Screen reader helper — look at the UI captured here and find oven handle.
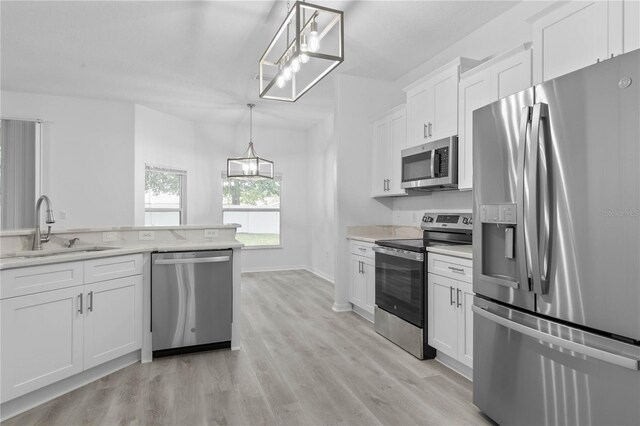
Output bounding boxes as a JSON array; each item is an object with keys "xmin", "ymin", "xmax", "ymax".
[{"xmin": 373, "ymin": 246, "xmax": 424, "ymax": 262}]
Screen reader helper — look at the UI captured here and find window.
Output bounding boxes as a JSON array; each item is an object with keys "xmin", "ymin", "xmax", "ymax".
[
  {"xmin": 145, "ymin": 165, "xmax": 186, "ymax": 226},
  {"xmin": 222, "ymin": 174, "xmax": 281, "ymax": 247}
]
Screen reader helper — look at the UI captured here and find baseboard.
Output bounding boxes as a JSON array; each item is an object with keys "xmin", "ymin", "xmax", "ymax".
[
  {"xmin": 241, "ymin": 265, "xmax": 307, "ymax": 273},
  {"xmin": 351, "ymin": 304, "xmax": 374, "ymax": 323},
  {"xmin": 435, "ymin": 352, "xmax": 473, "ymax": 382},
  {"xmin": 305, "ymin": 267, "xmax": 335, "ymax": 284},
  {"xmin": 1, "ymin": 351, "xmax": 141, "ymax": 422},
  {"xmin": 332, "ymin": 302, "xmax": 352, "ymax": 312}
]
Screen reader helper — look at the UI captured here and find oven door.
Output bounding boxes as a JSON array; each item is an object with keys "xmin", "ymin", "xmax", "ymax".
[{"xmin": 373, "ymin": 246, "xmax": 424, "ymax": 327}]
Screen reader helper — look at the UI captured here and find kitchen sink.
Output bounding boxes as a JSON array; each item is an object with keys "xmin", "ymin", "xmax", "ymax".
[{"xmin": 0, "ymin": 246, "xmax": 120, "ymax": 260}]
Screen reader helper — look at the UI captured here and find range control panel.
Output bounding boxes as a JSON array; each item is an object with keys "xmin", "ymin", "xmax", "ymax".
[{"xmin": 421, "ymin": 213, "xmax": 473, "ymax": 230}]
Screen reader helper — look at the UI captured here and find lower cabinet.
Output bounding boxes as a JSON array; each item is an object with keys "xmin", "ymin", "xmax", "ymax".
[
  {"xmin": 348, "ymin": 241, "xmax": 375, "ymax": 315},
  {"xmin": 84, "ymin": 276, "xmax": 143, "ymax": 369},
  {"xmin": 0, "ymin": 255, "xmax": 143, "ymax": 403},
  {"xmin": 427, "ymin": 253, "xmax": 474, "ymax": 368}
]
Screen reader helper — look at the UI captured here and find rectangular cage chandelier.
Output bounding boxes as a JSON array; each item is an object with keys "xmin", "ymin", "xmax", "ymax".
[{"xmin": 259, "ymin": 1, "xmax": 343, "ymax": 102}]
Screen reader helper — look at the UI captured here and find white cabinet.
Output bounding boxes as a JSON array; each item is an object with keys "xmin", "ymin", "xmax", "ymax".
[
  {"xmin": 404, "ymin": 58, "xmax": 480, "ymax": 149},
  {"xmin": 458, "ymin": 44, "xmax": 532, "ymax": 190},
  {"xmin": 83, "ymin": 275, "xmax": 143, "ymax": 369},
  {"xmin": 532, "ymin": 1, "xmax": 639, "ymax": 84},
  {"xmin": 348, "ymin": 241, "xmax": 375, "ymax": 316},
  {"xmin": 1, "ymin": 286, "xmax": 84, "ymax": 402},
  {"xmin": 1, "ymin": 254, "xmax": 144, "ymax": 403},
  {"xmin": 371, "ymin": 105, "xmax": 407, "ymax": 197},
  {"xmin": 427, "ymin": 253, "xmax": 474, "ymax": 369}
]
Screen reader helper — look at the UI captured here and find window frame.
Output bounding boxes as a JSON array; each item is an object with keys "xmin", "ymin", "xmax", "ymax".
[
  {"xmin": 144, "ymin": 164, "xmax": 187, "ymax": 226},
  {"xmin": 221, "ymin": 172, "xmax": 283, "ymax": 250}
]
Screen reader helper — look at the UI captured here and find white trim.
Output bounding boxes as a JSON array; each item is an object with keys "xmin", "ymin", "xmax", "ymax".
[
  {"xmin": 435, "ymin": 352, "xmax": 473, "ymax": 382},
  {"xmin": 305, "ymin": 267, "xmax": 335, "ymax": 284},
  {"xmin": 0, "ymin": 351, "xmax": 140, "ymax": 422},
  {"xmin": 351, "ymin": 304, "xmax": 374, "ymax": 323},
  {"xmin": 332, "ymin": 302, "xmax": 352, "ymax": 312}
]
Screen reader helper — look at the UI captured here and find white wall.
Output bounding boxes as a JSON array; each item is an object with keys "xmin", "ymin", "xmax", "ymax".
[
  {"xmin": 198, "ymin": 123, "xmax": 310, "ymax": 272},
  {"xmin": 333, "ymin": 74, "xmax": 402, "ymax": 309},
  {"xmin": 1, "ymin": 90, "xmax": 135, "ymax": 228},
  {"xmin": 134, "ymin": 105, "xmax": 233, "ymax": 226},
  {"xmin": 306, "ymin": 114, "xmax": 336, "ymax": 282}
]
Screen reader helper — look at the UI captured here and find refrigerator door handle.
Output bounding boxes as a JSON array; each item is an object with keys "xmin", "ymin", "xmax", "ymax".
[
  {"xmin": 529, "ymin": 103, "xmax": 550, "ymax": 295},
  {"xmin": 516, "ymin": 106, "xmax": 533, "ymax": 291},
  {"xmin": 472, "ymin": 305, "xmax": 640, "ymax": 371}
]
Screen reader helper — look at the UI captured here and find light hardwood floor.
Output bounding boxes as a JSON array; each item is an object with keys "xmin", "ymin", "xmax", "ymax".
[{"xmin": 4, "ymin": 270, "xmax": 492, "ymax": 426}]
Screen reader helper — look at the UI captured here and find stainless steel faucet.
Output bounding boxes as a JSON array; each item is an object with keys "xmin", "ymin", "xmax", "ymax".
[{"xmin": 32, "ymin": 195, "xmax": 55, "ymax": 250}]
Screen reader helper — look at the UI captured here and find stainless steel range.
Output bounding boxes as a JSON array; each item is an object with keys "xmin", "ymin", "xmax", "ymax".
[{"xmin": 373, "ymin": 212, "xmax": 472, "ymax": 359}]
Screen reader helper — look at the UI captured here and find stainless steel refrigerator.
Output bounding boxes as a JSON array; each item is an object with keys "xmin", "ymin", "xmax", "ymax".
[{"xmin": 472, "ymin": 49, "xmax": 640, "ymax": 425}]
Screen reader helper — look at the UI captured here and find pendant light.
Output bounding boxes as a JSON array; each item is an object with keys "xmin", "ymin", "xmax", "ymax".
[
  {"xmin": 259, "ymin": 1, "xmax": 343, "ymax": 102},
  {"xmin": 226, "ymin": 104, "xmax": 274, "ymax": 179}
]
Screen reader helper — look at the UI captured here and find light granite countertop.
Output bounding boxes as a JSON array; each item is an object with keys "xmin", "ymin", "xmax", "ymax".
[
  {"xmin": 346, "ymin": 225, "xmax": 422, "ymax": 244},
  {"xmin": 427, "ymin": 245, "xmax": 473, "ymax": 259},
  {"xmin": 0, "ymin": 240, "xmax": 244, "ymax": 270}
]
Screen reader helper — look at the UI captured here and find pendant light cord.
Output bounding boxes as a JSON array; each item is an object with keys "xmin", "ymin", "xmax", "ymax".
[{"xmin": 248, "ymin": 103, "xmax": 254, "ymax": 144}]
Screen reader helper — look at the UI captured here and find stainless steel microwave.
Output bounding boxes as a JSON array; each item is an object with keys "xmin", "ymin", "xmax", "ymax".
[{"xmin": 400, "ymin": 136, "xmax": 458, "ymax": 190}]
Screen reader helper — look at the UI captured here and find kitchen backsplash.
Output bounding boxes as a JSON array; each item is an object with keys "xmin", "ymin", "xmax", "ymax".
[{"xmin": 391, "ymin": 191, "xmax": 472, "ymax": 226}]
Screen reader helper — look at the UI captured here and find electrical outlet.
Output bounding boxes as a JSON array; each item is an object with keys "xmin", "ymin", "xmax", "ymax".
[
  {"xmin": 139, "ymin": 230, "xmax": 155, "ymax": 241},
  {"xmin": 204, "ymin": 229, "xmax": 219, "ymax": 239},
  {"xmin": 102, "ymin": 231, "xmax": 118, "ymax": 242}
]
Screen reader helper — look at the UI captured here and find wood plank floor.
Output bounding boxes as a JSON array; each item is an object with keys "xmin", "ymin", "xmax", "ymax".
[{"xmin": 4, "ymin": 270, "xmax": 492, "ymax": 426}]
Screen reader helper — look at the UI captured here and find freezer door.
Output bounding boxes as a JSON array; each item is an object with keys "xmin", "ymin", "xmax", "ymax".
[
  {"xmin": 533, "ymin": 49, "xmax": 640, "ymax": 340},
  {"xmin": 472, "ymin": 88, "xmax": 535, "ymax": 311},
  {"xmin": 473, "ymin": 297, "xmax": 640, "ymax": 426}
]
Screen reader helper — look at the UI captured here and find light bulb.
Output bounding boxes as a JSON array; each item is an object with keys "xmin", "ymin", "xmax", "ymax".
[
  {"xmin": 283, "ymin": 65, "xmax": 292, "ymax": 81},
  {"xmin": 299, "ymin": 34, "xmax": 310, "ymax": 64},
  {"xmin": 276, "ymin": 75, "xmax": 286, "ymax": 88},
  {"xmin": 291, "ymin": 56, "xmax": 300, "ymax": 73},
  {"xmin": 309, "ymin": 19, "xmax": 319, "ymax": 52}
]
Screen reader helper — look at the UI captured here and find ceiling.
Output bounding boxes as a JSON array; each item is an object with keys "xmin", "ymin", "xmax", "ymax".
[{"xmin": 1, "ymin": 1, "xmax": 519, "ymax": 130}]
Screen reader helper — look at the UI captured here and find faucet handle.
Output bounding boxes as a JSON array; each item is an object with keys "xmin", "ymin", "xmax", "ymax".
[{"xmin": 68, "ymin": 237, "xmax": 80, "ymax": 248}]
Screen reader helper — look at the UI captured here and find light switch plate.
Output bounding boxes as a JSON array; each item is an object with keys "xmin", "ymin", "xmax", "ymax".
[
  {"xmin": 139, "ymin": 230, "xmax": 155, "ymax": 241},
  {"xmin": 102, "ymin": 231, "xmax": 118, "ymax": 242},
  {"xmin": 204, "ymin": 229, "xmax": 219, "ymax": 239}
]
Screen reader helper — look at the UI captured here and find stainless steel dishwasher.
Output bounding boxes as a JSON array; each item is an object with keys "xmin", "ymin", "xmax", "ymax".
[{"xmin": 152, "ymin": 250, "xmax": 232, "ymax": 356}]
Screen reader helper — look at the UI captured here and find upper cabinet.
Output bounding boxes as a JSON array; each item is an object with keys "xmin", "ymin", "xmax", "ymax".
[
  {"xmin": 371, "ymin": 105, "xmax": 408, "ymax": 197},
  {"xmin": 404, "ymin": 58, "xmax": 481, "ymax": 149},
  {"xmin": 458, "ymin": 44, "xmax": 533, "ymax": 190},
  {"xmin": 532, "ymin": 0, "xmax": 640, "ymax": 84}
]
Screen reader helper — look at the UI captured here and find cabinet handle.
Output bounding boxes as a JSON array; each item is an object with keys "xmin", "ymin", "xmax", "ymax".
[
  {"xmin": 448, "ymin": 266, "xmax": 465, "ymax": 274},
  {"xmin": 386, "ymin": 179, "xmax": 390, "ymax": 191},
  {"xmin": 358, "ymin": 247, "xmax": 367, "ymax": 252},
  {"xmin": 88, "ymin": 291, "xmax": 94, "ymax": 312},
  {"xmin": 384, "ymin": 179, "xmax": 387, "ymax": 191},
  {"xmin": 424, "ymin": 124, "xmax": 429, "ymax": 139},
  {"xmin": 429, "ymin": 122, "xmax": 433, "ymax": 138},
  {"xmin": 457, "ymin": 289, "xmax": 462, "ymax": 308},
  {"xmin": 78, "ymin": 293, "xmax": 83, "ymax": 314},
  {"xmin": 359, "ymin": 260, "xmax": 362, "ymax": 274},
  {"xmin": 450, "ymin": 286, "xmax": 455, "ymax": 306}
]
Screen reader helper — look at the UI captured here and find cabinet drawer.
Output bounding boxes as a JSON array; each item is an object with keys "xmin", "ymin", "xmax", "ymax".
[
  {"xmin": 0, "ymin": 261, "xmax": 84, "ymax": 299},
  {"xmin": 350, "ymin": 241, "xmax": 375, "ymax": 259},
  {"xmin": 84, "ymin": 254, "xmax": 143, "ymax": 284},
  {"xmin": 428, "ymin": 253, "xmax": 473, "ymax": 283}
]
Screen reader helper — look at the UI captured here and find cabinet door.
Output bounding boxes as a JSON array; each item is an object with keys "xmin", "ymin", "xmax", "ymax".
[
  {"xmin": 491, "ymin": 48, "xmax": 532, "ymax": 100},
  {"xmin": 1, "ymin": 286, "xmax": 84, "ymax": 402},
  {"xmin": 430, "ymin": 67, "xmax": 459, "ymax": 140},
  {"xmin": 83, "ymin": 275, "xmax": 142, "ymax": 370},
  {"xmin": 533, "ymin": 1, "xmax": 609, "ymax": 83},
  {"xmin": 458, "ymin": 69, "xmax": 491, "ymax": 190},
  {"xmin": 623, "ymin": 0, "xmax": 640, "ymax": 53},
  {"xmin": 456, "ymin": 281, "xmax": 475, "ymax": 368},
  {"xmin": 371, "ymin": 118, "xmax": 391, "ymax": 197},
  {"xmin": 349, "ymin": 257, "xmax": 366, "ymax": 307},
  {"xmin": 388, "ymin": 107, "xmax": 408, "ymax": 195},
  {"xmin": 406, "ymin": 82, "xmax": 432, "ymax": 148},
  {"xmin": 427, "ymin": 273, "xmax": 458, "ymax": 359},
  {"xmin": 363, "ymin": 259, "xmax": 376, "ymax": 315}
]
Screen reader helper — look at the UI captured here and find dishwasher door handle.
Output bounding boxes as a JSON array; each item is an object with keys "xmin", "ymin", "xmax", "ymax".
[{"xmin": 154, "ymin": 256, "xmax": 230, "ymax": 265}]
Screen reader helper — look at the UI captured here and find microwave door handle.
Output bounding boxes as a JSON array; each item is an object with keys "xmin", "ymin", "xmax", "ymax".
[
  {"xmin": 516, "ymin": 106, "xmax": 532, "ymax": 291},
  {"xmin": 430, "ymin": 149, "xmax": 436, "ymax": 178},
  {"xmin": 530, "ymin": 103, "xmax": 550, "ymax": 295}
]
